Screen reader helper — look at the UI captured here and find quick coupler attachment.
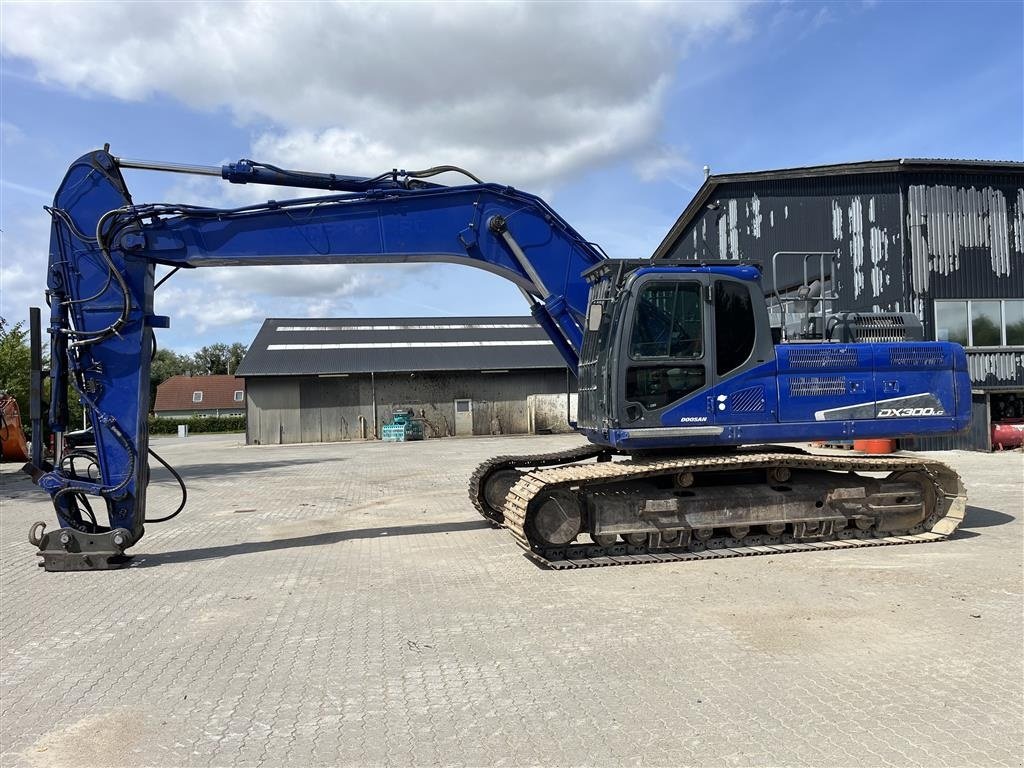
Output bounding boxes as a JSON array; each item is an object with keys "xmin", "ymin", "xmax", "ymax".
[{"xmin": 28, "ymin": 522, "xmax": 133, "ymax": 572}]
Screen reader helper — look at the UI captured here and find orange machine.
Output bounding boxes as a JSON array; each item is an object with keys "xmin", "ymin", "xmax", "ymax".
[{"xmin": 0, "ymin": 393, "xmax": 29, "ymax": 463}]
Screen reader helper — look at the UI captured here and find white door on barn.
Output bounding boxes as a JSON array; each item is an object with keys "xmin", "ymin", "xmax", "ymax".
[{"xmin": 454, "ymin": 399, "xmax": 473, "ymax": 436}]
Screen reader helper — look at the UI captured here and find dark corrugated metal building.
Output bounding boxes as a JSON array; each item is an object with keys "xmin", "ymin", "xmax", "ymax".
[
  {"xmin": 654, "ymin": 159, "xmax": 1024, "ymax": 450},
  {"xmin": 236, "ymin": 316, "xmax": 573, "ymax": 444}
]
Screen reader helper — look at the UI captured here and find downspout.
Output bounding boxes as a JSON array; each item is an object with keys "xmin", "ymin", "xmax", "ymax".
[{"xmin": 370, "ymin": 371, "xmax": 378, "ymax": 439}]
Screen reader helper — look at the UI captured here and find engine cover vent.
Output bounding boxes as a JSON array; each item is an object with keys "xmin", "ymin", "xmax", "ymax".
[
  {"xmin": 790, "ymin": 376, "xmax": 847, "ymax": 397},
  {"xmin": 788, "ymin": 348, "xmax": 859, "ymax": 368},
  {"xmin": 890, "ymin": 346, "xmax": 948, "ymax": 368},
  {"xmin": 830, "ymin": 312, "xmax": 924, "ymax": 343}
]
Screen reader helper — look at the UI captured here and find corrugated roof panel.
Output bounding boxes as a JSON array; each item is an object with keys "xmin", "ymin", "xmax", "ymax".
[{"xmin": 237, "ymin": 316, "xmax": 568, "ymax": 376}]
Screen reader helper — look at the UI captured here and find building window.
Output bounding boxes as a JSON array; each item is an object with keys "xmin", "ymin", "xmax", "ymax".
[
  {"xmin": 233, "ymin": 390, "xmax": 244, "ymax": 402},
  {"xmin": 935, "ymin": 299, "xmax": 1024, "ymax": 347},
  {"xmin": 192, "ymin": 391, "xmax": 203, "ymax": 403},
  {"xmin": 1006, "ymin": 302, "xmax": 1024, "ymax": 345},
  {"xmin": 934, "ymin": 301, "xmax": 968, "ymax": 345}
]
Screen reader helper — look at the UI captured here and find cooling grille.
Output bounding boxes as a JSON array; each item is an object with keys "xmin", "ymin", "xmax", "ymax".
[
  {"xmin": 889, "ymin": 346, "xmax": 947, "ymax": 367},
  {"xmin": 787, "ymin": 348, "xmax": 859, "ymax": 368},
  {"xmin": 790, "ymin": 376, "xmax": 847, "ymax": 396}
]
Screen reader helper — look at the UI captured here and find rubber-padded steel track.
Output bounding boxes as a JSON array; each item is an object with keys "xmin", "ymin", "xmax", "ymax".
[
  {"xmin": 501, "ymin": 450, "xmax": 965, "ymax": 569},
  {"xmin": 468, "ymin": 444, "xmax": 613, "ymax": 525}
]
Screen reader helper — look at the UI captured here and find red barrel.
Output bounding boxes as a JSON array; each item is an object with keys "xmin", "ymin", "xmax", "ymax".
[
  {"xmin": 853, "ymin": 438, "xmax": 895, "ymax": 454},
  {"xmin": 992, "ymin": 420, "xmax": 1024, "ymax": 450}
]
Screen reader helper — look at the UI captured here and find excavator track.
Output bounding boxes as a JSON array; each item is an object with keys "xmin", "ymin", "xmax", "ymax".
[
  {"xmin": 468, "ymin": 444, "xmax": 614, "ymax": 525},
  {"xmin": 500, "ymin": 449, "xmax": 965, "ymax": 569}
]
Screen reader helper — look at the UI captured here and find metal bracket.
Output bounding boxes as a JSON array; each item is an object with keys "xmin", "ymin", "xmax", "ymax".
[{"xmin": 29, "ymin": 522, "xmax": 133, "ymax": 572}]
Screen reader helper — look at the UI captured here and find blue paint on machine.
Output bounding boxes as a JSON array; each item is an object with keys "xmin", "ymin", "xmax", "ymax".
[{"xmin": 27, "ymin": 149, "xmax": 971, "ymax": 569}]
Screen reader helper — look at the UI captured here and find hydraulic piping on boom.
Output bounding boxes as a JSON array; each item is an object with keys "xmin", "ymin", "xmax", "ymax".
[{"xmin": 25, "ymin": 147, "xmax": 970, "ymax": 571}]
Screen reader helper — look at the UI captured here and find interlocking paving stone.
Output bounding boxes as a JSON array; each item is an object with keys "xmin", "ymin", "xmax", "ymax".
[{"xmin": 1, "ymin": 434, "xmax": 1021, "ymax": 767}]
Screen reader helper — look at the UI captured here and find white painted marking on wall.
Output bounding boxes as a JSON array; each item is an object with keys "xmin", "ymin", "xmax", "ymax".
[
  {"xmin": 718, "ymin": 205, "xmax": 729, "ymax": 258},
  {"xmin": 769, "ymin": 209, "xmax": 775, "ymax": 228},
  {"xmin": 906, "ymin": 184, "xmax": 1021, "ymax": 292},
  {"xmin": 728, "ymin": 199, "xmax": 740, "ymax": 258},
  {"xmin": 831, "ymin": 200, "xmax": 843, "ymax": 240},
  {"xmin": 848, "ymin": 197, "xmax": 865, "ymax": 299},
  {"xmin": 750, "ymin": 193, "xmax": 762, "ymax": 239},
  {"xmin": 1015, "ymin": 189, "xmax": 1024, "ymax": 255},
  {"xmin": 869, "ymin": 224, "xmax": 889, "ymax": 298}
]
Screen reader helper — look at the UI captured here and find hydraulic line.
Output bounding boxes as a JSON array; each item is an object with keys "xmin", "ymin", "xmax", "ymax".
[
  {"xmin": 64, "ymin": 208, "xmax": 132, "ymax": 347},
  {"xmin": 144, "ymin": 447, "xmax": 187, "ymax": 523}
]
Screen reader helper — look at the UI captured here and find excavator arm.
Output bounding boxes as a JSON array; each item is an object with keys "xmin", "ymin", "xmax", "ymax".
[{"xmin": 29, "ymin": 148, "xmax": 605, "ymax": 568}]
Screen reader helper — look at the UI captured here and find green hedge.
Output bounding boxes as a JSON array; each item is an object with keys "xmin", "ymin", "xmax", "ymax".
[{"xmin": 148, "ymin": 415, "xmax": 246, "ymax": 435}]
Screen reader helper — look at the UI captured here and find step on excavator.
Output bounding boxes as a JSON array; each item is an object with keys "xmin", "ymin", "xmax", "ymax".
[{"xmin": 23, "ymin": 148, "xmax": 968, "ymax": 571}]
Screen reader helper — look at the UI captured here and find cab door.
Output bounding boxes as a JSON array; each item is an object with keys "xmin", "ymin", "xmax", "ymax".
[
  {"xmin": 618, "ymin": 273, "xmax": 714, "ymax": 429},
  {"xmin": 709, "ymin": 278, "xmax": 778, "ymax": 426}
]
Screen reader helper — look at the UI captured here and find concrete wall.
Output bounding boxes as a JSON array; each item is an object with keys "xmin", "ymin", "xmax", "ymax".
[
  {"xmin": 155, "ymin": 408, "xmax": 245, "ymax": 419},
  {"xmin": 245, "ymin": 368, "xmax": 573, "ymax": 445},
  {"xmin": 527, "ymin": 393, "xmax": 578, "ymax": 434}
]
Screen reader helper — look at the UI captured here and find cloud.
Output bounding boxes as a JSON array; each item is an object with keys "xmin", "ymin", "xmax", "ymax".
[
  {"xmin": 0, "ymin": 221, "xmax": 49, "ymax": 323},
  {"xmin": 1, "ymin": 2, "xmax": 753, "ymax": 348},
  {"xmin": 1, "ymin": 178, "xmax": 52, "ymax": 199},
  {"xmin": 152, "ymin": 262, "xmax": 432, "ymax": 343},
  {"xmin": 1, "ymin": 120, "xmax": 26, "ymax": 146},
  {"xmin": 1, "ymin": 1, "xmax": 746, "ymax": 187}
]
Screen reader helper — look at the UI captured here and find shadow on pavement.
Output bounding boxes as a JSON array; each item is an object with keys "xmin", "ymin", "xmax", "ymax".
[
  {"xmin": 148, "ymin": 456, "xmax": 343, "ymax": 483},
  {"xmin": 129, "ymin": 518, "xmax": 494, "ymax": 567},
  {"xmin": 959, "ymin": 505, "xmax": 1017, "ymax": 530}
]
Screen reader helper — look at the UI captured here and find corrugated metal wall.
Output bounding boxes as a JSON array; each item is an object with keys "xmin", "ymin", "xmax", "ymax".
[
  {"xmin": 967, "ymin": 350, "xmax": 1024, "ymax": 389},
  {"xmin": 665, "ymin": 168, "xmax": 1024, "ymax": 391},
  {"xmin": 905, "ymin": 172, "xmax": 1024, "ymax": 304},
  {"xmin": 663, "ymin": 175, "xmax": 906, "ymax": 312},
  {"xmin": 246, "ymin": 369, "xmax": 572, "ymax": 445},
  {"xmin": 903, "ymin": 394, "xmax": 991, "ymax": 451}
]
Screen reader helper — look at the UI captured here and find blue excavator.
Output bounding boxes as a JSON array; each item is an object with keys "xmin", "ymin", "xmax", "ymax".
[{"xmin": 24, "ymin": 148, "xmax": 969, "ymax": 571}]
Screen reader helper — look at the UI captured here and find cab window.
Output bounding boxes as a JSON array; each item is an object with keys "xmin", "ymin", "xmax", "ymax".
[
  {"xmin": 714, "ymin": 281, "xmax": 756, "ymax": 375},
  {"xmin": 630, "ymin": 283, "xmax": 703, "ymax": 359}
]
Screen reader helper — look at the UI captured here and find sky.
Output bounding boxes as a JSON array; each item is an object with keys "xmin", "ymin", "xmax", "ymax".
[{"xmin": 1, "ymin": 0, "xmax": 1022, "ymax": 354}]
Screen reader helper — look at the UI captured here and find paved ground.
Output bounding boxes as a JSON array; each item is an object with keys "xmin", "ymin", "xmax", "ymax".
[{"xmin": 1, "ymin": 434, "xmax": 1021, "ymax": 767}]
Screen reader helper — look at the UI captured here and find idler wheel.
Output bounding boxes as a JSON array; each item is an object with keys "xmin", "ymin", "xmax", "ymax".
[
  {"xmin": 693, "ymin": 527, "xmax": 714, "ymax": 542},
  {"xmin": 482, "ymin": 469, "xmax": 522, "ymax": 519},
  {"xmin": 529, "ymin": 490, "xmax": 582, "ymax": 546},
  {"xmin": 660, "ymin": 530, "xmax": 681, "ymax": 547}
]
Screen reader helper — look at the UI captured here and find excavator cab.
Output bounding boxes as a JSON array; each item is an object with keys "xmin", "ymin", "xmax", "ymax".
[{"xmin": 576, "ymin": 260, "xmax": 774, "ymax": 446}]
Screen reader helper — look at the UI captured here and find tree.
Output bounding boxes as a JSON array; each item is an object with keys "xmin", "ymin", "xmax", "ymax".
[
  {"xmin": 192, "ymin": 343, "xmax": 230, "ymax": 375},
  {"xmin": 0, "ymin": 316, "xmax": 84, "ymax": 432},
  {"xmin": 149, "ymin": 347, "xmax": 195, "ymax": 405},
  {"xmin": 0, "ymin": 317, "xmax": 31, "ymax": 417},
  {"xmin": 192, "ymin": 342, "xmax": 248, "ymax": 375},
  {"xmin": 226, "ymin": 342, "xmax": 248, "ymax": 375}
]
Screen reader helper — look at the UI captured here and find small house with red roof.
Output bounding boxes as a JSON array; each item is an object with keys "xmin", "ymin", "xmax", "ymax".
[{"xmin": 153, "ymin": 375, "xmax": 246, "ymax": 418}]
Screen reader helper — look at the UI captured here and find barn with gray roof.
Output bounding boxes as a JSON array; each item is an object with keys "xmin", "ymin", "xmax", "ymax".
[{"xmin": 236, "ymin": 316, "xmax": 574, "ymax": 444}]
